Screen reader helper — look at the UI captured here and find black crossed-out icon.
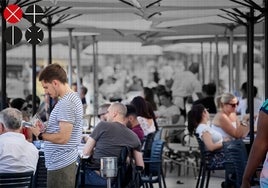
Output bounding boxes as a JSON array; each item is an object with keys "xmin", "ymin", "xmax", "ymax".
[
  {"xmin": 24, "ymin": 4, "xmax": 44, "ymax": 24},
  {"xmin": 4, "ymin": 25, "xmax": 22, "ymax": 45},
  {"xmin": 25, "ymin": 25, "xmax": 44, "ymax": 45}
]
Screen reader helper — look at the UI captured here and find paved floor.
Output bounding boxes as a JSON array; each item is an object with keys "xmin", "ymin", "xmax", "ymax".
[
  {"xmin": 160, "ymin": 164, "xmax": 225, "ymax": 188},
  {"xmin": 155, "ymin": 163, "xmax": 261, "ymax": 188}
]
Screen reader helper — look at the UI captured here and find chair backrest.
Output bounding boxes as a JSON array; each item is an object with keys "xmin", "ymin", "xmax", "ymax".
[
  {"xmin": 194, "ymin": 133, "xmax": 224, "ymax": 170},
  {"xmin": 223, "ymin": 139, "xmax": 248, "ymax": 188},
  {"xmin": 142, "ymin": 132, "xmax": 156, "ymax": 158},
  {"xmin": 117, "ymin": 146, "xmax": 141, "ymax": 188},
  {"xmin": 33, "ymin": 151, "xmax": 47, "ymax": 188},
  {"xmin": 148, "ymin": 140, "xmax": 165, "ymax": 176},
  {"xmin": 194, "ymin": 133, "xmax": 208, "ymax": 164},
  {"xmin": 0, "ymin": 171, "xmax": 34, "ymax": 188},
  {"xmin": 153, "ymin": 129, "xmax": 163, "ymax": 141}
]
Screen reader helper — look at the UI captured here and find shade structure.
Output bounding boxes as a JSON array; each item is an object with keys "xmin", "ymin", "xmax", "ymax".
[
  {"xmin": 7, "ymin": 43, "xmax": 90, "ymax": 60},
  {"xmin": 83, "ymin": 41, "xmax": 163, "ymax": 55},
  {"xmin": 1, "ymin": 0, "xmax": 267, "ymax": 148}
]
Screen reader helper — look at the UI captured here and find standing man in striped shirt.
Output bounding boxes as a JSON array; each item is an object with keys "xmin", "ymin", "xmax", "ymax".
[{"xmin": 30, "ymin": 63, "xmax": 83, "ymax": 188}]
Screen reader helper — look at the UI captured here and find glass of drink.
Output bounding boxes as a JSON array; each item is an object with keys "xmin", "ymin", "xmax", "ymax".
[{"xmin": 82, "ymin": 119, "xmax": 89, "ymax": 133}]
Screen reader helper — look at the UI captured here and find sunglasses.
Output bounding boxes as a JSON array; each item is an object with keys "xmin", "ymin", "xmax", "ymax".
[
  {"xmin": 226, "ymin": 102, "xmax": 239, "ymax": 108},
  {"xmin": 97, "ymin": 112, "xmax": 108, "ymax": 118}
]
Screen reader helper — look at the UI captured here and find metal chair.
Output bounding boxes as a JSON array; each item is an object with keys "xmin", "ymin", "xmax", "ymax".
[
  {"xmin": 142, "ymin": 132, "xmax": 156, "ymax": 159},
  {"xmin": 154, "ymin": 129, "xmax": 163, "ymax": 141},
  {"xmin": 141, "ymin": 139, "xmax": 166, "ymax": 188},
  {"xmin": 79, "ymin": 146, "xmax": 140, "ymax": 188},
  {"xmin": 194, "ymin": 134, "xmax": 225, "ymax": 188},
  {"xmin": 0, "ymin": 171, "xmax": 34, "ymax": 188},
  {"xmin": 33, "ymin": 151, "xmax": 47, "ymax": 188}
]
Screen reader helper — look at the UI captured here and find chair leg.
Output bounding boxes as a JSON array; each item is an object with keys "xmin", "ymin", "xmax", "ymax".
[
  {"xmin": 158, "ymin": 176, "xmax": 162, "ymax": 188},
  {"xmin": 205, "ymin": 170, "xmax": 211, "ymax": 188},
  {"xmin": 161, "ymin": 169, "xmax": 167, "ymax": 188},
  {"xmin": 192, "ymin": 162, "xmax": 197, "ymax": 178},
  {"xmin": 196, "ymin": 163, "xmax": 203, "ymax": 188},
  {"xmin": 200, "ymin": 166, "xmax": 206, "ymax": 188}
]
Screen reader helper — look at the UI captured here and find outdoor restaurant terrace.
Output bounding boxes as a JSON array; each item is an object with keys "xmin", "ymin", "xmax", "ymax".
[{"xmin": 0, "ymin": 0, "xmax": 268, "ymax": 187}]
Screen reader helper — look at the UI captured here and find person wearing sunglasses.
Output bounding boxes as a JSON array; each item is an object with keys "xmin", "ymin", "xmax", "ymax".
[{"xmin": 211, "ymin": 92, "xmax": 249, "ymax": 140}]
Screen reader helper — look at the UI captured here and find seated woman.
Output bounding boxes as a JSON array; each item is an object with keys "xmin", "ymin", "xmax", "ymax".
[
  {"xmin": 211, "ymin": 93, "xmax": 249, "ymax": 140},
  {"xmin": 131, "ymin": 96, "xmax": 157, "ymax": 136},
  {"xmin": 188, "ymin": 104, "xmax": 225, "ymax": 169}
]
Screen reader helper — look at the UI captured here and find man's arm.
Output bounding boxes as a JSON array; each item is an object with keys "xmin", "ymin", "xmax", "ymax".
[
  {"xmin": 31, "ymin": 121, "xmax": 73, "ymax": 144},
  {"xmin": 83, "ymin": 137, "xmax": 96, "ymax": 157},
  {"xmin": 242, "ymin": 111, "xmax": 268, "ymax": 187},
  {"xmin": 133, "ymin": 150, "xmax": 144, "ymax": 169}
]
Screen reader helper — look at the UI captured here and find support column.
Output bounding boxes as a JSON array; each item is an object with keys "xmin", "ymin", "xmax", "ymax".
[
  {"xmin": 228, "ymin": 27, "xmax": 234, "ymax": 93},
  {"xmin": 74, "ymin": 36, "xmax": 81, "ymax": 95},
  {"xmin": 1, "ymin": 0, "xmax": 7, "ymax": 110},
  {"xmin": 68, "ymin": 28, "xmax": 73, "ymax": 86},
  {"xmin": 92, "ymin": 36, "xmax": 99, "ymax": 126},
  {"xmin": 247, "ymin": 9, "xmax": 255, "ymax": 146},
  {"xmin": 265, "ymin": 0, "xmax": 268, "ymax": 98},
  {"xmin": 214, "ymin": 35, "xmax": 220, "ymax": 95}
]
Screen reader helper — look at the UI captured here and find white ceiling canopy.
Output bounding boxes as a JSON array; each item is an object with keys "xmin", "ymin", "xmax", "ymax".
[{"xmin": 1, "ymin": 0, "xmax": 265, "ymax": 46}]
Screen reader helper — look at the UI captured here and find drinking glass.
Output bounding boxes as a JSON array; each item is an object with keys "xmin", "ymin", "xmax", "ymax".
[{"xmin": 82, "ymin": 119, "xmax": 89, "ymax": 133}]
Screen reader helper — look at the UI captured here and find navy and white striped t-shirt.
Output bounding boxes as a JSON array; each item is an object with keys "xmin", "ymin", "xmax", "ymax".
[{"xmin": 44, "ymin": 92, "xmax": 83, "ymax": 170}]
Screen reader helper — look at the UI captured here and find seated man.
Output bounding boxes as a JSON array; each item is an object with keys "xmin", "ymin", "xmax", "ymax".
[
  {"xmin": 97, "ymin": 103, "xmax": 111, "ymax": 122},
  {"xmin": 0, "ymin": 107, "xmax": 39, "ymax": 173},
  {"xmin": 126, "ymin": 104, "xmax": 144, "ymax": 143},
  {"xmin": 157, "ymin": 91, "xmax": 184, "ymax": 124},
  {"xmin": 193, "ymin": 83, "xmax": 217, "ymax": 114},
  {"xmin": 83, "ymin": 103, "xmax": 144, "ymax": 186}
]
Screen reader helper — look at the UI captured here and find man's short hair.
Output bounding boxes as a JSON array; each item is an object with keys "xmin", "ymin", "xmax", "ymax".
[
  {"xmin": 81, "ymin": 86, "xmax": 88, "ymax": 95},
  {"xmin": 98, "ymin": 103, "xmax": 111, "ymax": 116},
  {"xmin": 205, "ymin": 83, "xmax": 216, "ymax": 96},
  {"xmin": 0, "ymin": 108, "xmax": 23, "ymax": 130},
  {"xmin": 126, "ymin": 104, "xmax": 137, "ymax": 117},
  {"xmin": 111, "ymin": 103, "xmax": 127, "ymax": 116},
  {"xmin": 39, "ymin": 63, "xmax": 67, "ymax": 84},
  {"xmin": 10, "ymin": 98, "xmax": 28, "ymax": 111}
]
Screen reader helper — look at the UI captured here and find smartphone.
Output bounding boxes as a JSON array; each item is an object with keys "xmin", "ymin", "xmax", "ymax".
[{"xmin": 22, "ymin": 121, "xmax": 33, "ymax": 127}]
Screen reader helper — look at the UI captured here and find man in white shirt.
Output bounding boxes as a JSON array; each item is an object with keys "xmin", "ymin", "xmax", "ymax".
[
  {"xmin": 157, "ymin": 91, "xmax": 184, "ymax": 125},
  {"xmin": 0, "ymin": 108, "xmax": 39, "ymax": 173}
]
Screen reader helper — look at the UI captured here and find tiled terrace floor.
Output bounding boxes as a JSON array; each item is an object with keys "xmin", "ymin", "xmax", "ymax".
[{"xmin": 156, "ymin": 163, "xmax": 260, "ymax": 188}]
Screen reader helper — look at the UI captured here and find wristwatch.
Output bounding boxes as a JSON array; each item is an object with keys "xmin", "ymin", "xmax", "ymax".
[{"xmin": 38, "ymin": 133, "xmax": 43, "ymax": 140}]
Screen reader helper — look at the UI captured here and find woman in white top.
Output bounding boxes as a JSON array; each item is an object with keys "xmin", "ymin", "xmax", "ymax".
[
  {"xmin": 131, "ymin": 96, "xmax": 157, "ymax": 136},
  {"xmin": 188, "ymin": 104, "xmax": 225, "ymax": 169},
  {"xmin": 188, "ymin": 104, "xmax": 223, "ymax": 151},
  {"xmin": 211, "ymin": 93, "xmax": 249, "ymax": 140}
]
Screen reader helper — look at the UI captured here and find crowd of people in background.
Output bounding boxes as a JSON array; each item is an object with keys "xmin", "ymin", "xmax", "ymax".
[{"xmin": 0, "ymin": 54, "xmax": 266, "ymax": 187}]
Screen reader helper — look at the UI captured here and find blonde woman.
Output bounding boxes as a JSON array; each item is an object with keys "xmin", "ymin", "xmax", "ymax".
[{"xmin": 211, "ymin": 92, "xmax": 249, "ymax": 140}]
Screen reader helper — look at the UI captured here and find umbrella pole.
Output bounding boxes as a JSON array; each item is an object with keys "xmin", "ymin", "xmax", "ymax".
[{"xmin": 1, "ymin": 0, "xmax": 7, "ymax": 110}]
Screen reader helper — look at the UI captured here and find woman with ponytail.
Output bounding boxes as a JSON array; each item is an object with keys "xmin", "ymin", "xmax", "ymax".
[
  {"xmin": 188, "ymin": 104, "xmax": 223, "ymax": 151},
  {"xmin": 211, "ymin": 92, "xmax": 249, "ymax": 140}
]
